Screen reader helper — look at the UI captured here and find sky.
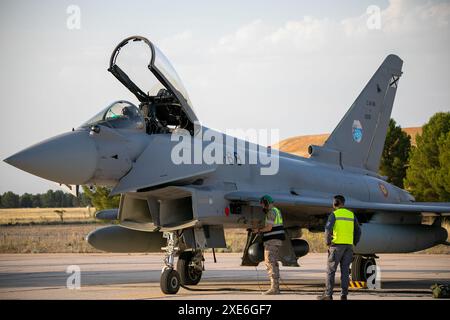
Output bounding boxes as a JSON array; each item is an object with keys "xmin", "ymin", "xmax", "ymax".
[{"xmin": 0, "ymin": 0, "xmax": 449, "ymax": 194}]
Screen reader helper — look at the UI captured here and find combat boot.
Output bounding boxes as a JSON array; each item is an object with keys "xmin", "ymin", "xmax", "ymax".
[{"xmin": 263, "ymin": 279, "xmax": 280, "ymax": 295}]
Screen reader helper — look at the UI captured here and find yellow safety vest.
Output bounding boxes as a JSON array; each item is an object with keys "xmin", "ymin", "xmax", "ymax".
[
  {"xmin": 263, "ymin": 207, "xmax": 285, "ymax": 241},
  {"xmin": 332, "ymin": 208, "xmax": 355, "ymax": 245}
]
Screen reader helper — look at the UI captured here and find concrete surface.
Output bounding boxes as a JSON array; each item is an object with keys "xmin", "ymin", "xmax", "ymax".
[{"xmin": 0, "ymin": 253, "xmax": 449, "ymax": 300}]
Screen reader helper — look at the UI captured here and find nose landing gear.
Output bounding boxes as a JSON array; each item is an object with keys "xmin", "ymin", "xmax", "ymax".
[
  {"xmin": 160, "ymin": 232, "xmax": 181, "ymax": 294},
  {"xmin": 159, "ymin": 232, "xmax": 205, "ymax": 294}
]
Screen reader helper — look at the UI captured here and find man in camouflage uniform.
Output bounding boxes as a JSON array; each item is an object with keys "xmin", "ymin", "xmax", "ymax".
[{"xmin": 253, "ymin": 195, "xmax": 286, "ymax": 295}]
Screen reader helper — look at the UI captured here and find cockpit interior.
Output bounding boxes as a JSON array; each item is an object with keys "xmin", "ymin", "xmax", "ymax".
[{"xmin": 81, "ymin": 36, "xmax": 198, "ymax": 136}]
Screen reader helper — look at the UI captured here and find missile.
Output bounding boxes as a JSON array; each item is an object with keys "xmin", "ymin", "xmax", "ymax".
[{"xmin": 95, "ymin": 209, "xmax": 119, "ymax": 220}]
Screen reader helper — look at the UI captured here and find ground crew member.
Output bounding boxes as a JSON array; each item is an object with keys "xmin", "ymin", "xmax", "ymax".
[
  {"xmin": 252, "ymin": 195, "xmax": 286, "ymax": 295},
  {"xmin": 317, "ymin": 195, "xmax": 361, "ymax": 300}
]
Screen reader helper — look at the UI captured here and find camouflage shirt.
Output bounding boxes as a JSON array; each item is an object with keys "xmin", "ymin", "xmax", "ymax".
[{"xmin": 265, "ymin": 208, "xmax": 278, "ymax": 226}]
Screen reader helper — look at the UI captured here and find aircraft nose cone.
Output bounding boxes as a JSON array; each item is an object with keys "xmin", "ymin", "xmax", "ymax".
[{"xmin": 4, "ymin": 131, "xmax": 97, "ymax": 185}]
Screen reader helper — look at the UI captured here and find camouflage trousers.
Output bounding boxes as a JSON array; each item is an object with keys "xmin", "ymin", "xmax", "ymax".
[{"xmin": 264, "ymin": 239, "xmax": 283, "ymax": 285}]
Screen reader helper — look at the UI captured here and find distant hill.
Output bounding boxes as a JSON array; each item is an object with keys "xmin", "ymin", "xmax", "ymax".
[{"xmin": 273, "ymin": 127, "xmax": 422, "ymax": 158}]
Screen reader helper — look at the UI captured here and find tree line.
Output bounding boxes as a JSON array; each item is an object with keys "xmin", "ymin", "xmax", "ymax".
[
  {"xmin": 0, "ymin": 189, "xmax": 92, "ymax": 208},
  {"xmin": 380, "ymin": 112, "xmax": 450, "ymax": 201}
]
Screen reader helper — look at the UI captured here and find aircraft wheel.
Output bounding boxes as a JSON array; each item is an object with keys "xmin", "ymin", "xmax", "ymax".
[
  {"xmin": 351, "ymin": 255, "xmax": 376, "ymax": 281},
  {"xmin": 177, "ymin": 251, "xmax": 202, "ymax": 285},
  {"xmin": 160, "ymin": 268, "xmax": 181, "ymax": 294}
]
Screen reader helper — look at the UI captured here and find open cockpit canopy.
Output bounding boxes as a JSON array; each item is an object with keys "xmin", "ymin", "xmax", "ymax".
[{"xmin": 107, "ymin": 36, "xmax": 199, "ymax": 135}]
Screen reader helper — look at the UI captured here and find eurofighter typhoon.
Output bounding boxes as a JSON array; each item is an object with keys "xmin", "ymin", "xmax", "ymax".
[{"xmin": 5, "ymin": 36, "xmax": 450, "ymax": 294}]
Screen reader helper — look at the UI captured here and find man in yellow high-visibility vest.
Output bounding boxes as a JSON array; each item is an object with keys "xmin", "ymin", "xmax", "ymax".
[
  {"xmin": 252, "ymin": 195, "xmax": 285, "ymax": 295},
  {"xmin": 317, "ymin": 195, "xmax": 361, "ymax": 300}
]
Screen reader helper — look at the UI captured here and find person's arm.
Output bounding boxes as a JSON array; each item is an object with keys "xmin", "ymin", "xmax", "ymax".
[
  {"xmin": 324, "ymin": 213, "xmax": 336, "ymax": 246},
  {"xmin": 353, "ymin": 215, "xmax": 362, "ymax": 246},
  {"xmin": 253, "ymin": 209, "xmax": 275, "ymax": 233},
  {"xmin": 258, "ymin": 224, "xmax": 273, "ymax": 233}
]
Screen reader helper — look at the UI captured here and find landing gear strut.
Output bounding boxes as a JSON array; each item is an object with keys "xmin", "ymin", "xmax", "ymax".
[
  {"xmin": 351, "ymin": 255, "xmax": 377, "ymax": 282},
  {"xmin": 160, "ymin": 232, "xmax": 181, "ymax": 294}
]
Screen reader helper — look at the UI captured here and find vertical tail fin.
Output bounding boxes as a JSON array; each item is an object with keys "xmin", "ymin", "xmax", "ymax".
[{"xmin": 319, "ymin": 54, "xmax": 403, "ymax": 172}]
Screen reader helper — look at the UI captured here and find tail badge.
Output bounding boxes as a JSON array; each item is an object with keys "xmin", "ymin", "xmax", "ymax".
[{"xmin": 352, "ymin": 120, "xmax": 363, "ymax": 143}]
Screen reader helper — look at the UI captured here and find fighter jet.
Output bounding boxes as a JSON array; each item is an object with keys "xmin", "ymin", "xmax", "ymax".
[{"xmin": 5, "ymin": 36, "xmax": 450, "ymax": 294}]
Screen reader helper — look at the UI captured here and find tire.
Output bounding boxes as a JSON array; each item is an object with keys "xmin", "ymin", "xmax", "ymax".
[
  {"xmin": 177, "ymin": 251, "xmax": 202, "ymax": 285},
  {"xmin": 160, "ymin": 268, "xmax": 181, "ymax": 294},
  {"xmin": 351, "ymin": 255, "xmax": 376, "ymax": 281}
]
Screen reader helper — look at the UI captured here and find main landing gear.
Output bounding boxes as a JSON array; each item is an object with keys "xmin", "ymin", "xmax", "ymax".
[
  {"xmin": 160, "ymin": 232, "xmax": 204, "ymax": 294},
  {"xmin": 351, "ymin": 255, "xmax": 377, "ymax": 281},
  {"xmin": 177, "ymin": 250, "xmax": 203, "ymax": 285}
]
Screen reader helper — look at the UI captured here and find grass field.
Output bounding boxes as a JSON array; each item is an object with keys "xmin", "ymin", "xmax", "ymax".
[
  {"xmin": 0, "ymin": 224, "xmax": 102, "ymax": 253},
  {"xmin": 0, "ymin": 207, "xmax": 95, "ymax": 225},
  {"xmin": 0, "ymin": 208, "xmax": 448, "ymax": 254},
  {"xmin": 0, "ymin": 208, "xmax": 100, "ymax": 253}
]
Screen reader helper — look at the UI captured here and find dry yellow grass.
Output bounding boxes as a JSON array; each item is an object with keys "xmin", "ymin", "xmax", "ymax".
[
  {"xmin": 0, "ymin": 224, "xmax": 102, "ymax": 253},
  {"xmin": 220, "ymin": 228, "xmax": 248, "ymax": 253},
  {"xmin": 0, "ymin": 208, "xmax": 100, "ymax": 253},
  {"xmin": 0, "ymin": 207, "xmax": 95, "ymax": 225}
]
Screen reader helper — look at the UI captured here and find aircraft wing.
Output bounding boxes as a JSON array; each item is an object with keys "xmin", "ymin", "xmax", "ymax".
[{"xmin": 225, "ymin": 191, "xmax": 450, "ymax": 215}]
